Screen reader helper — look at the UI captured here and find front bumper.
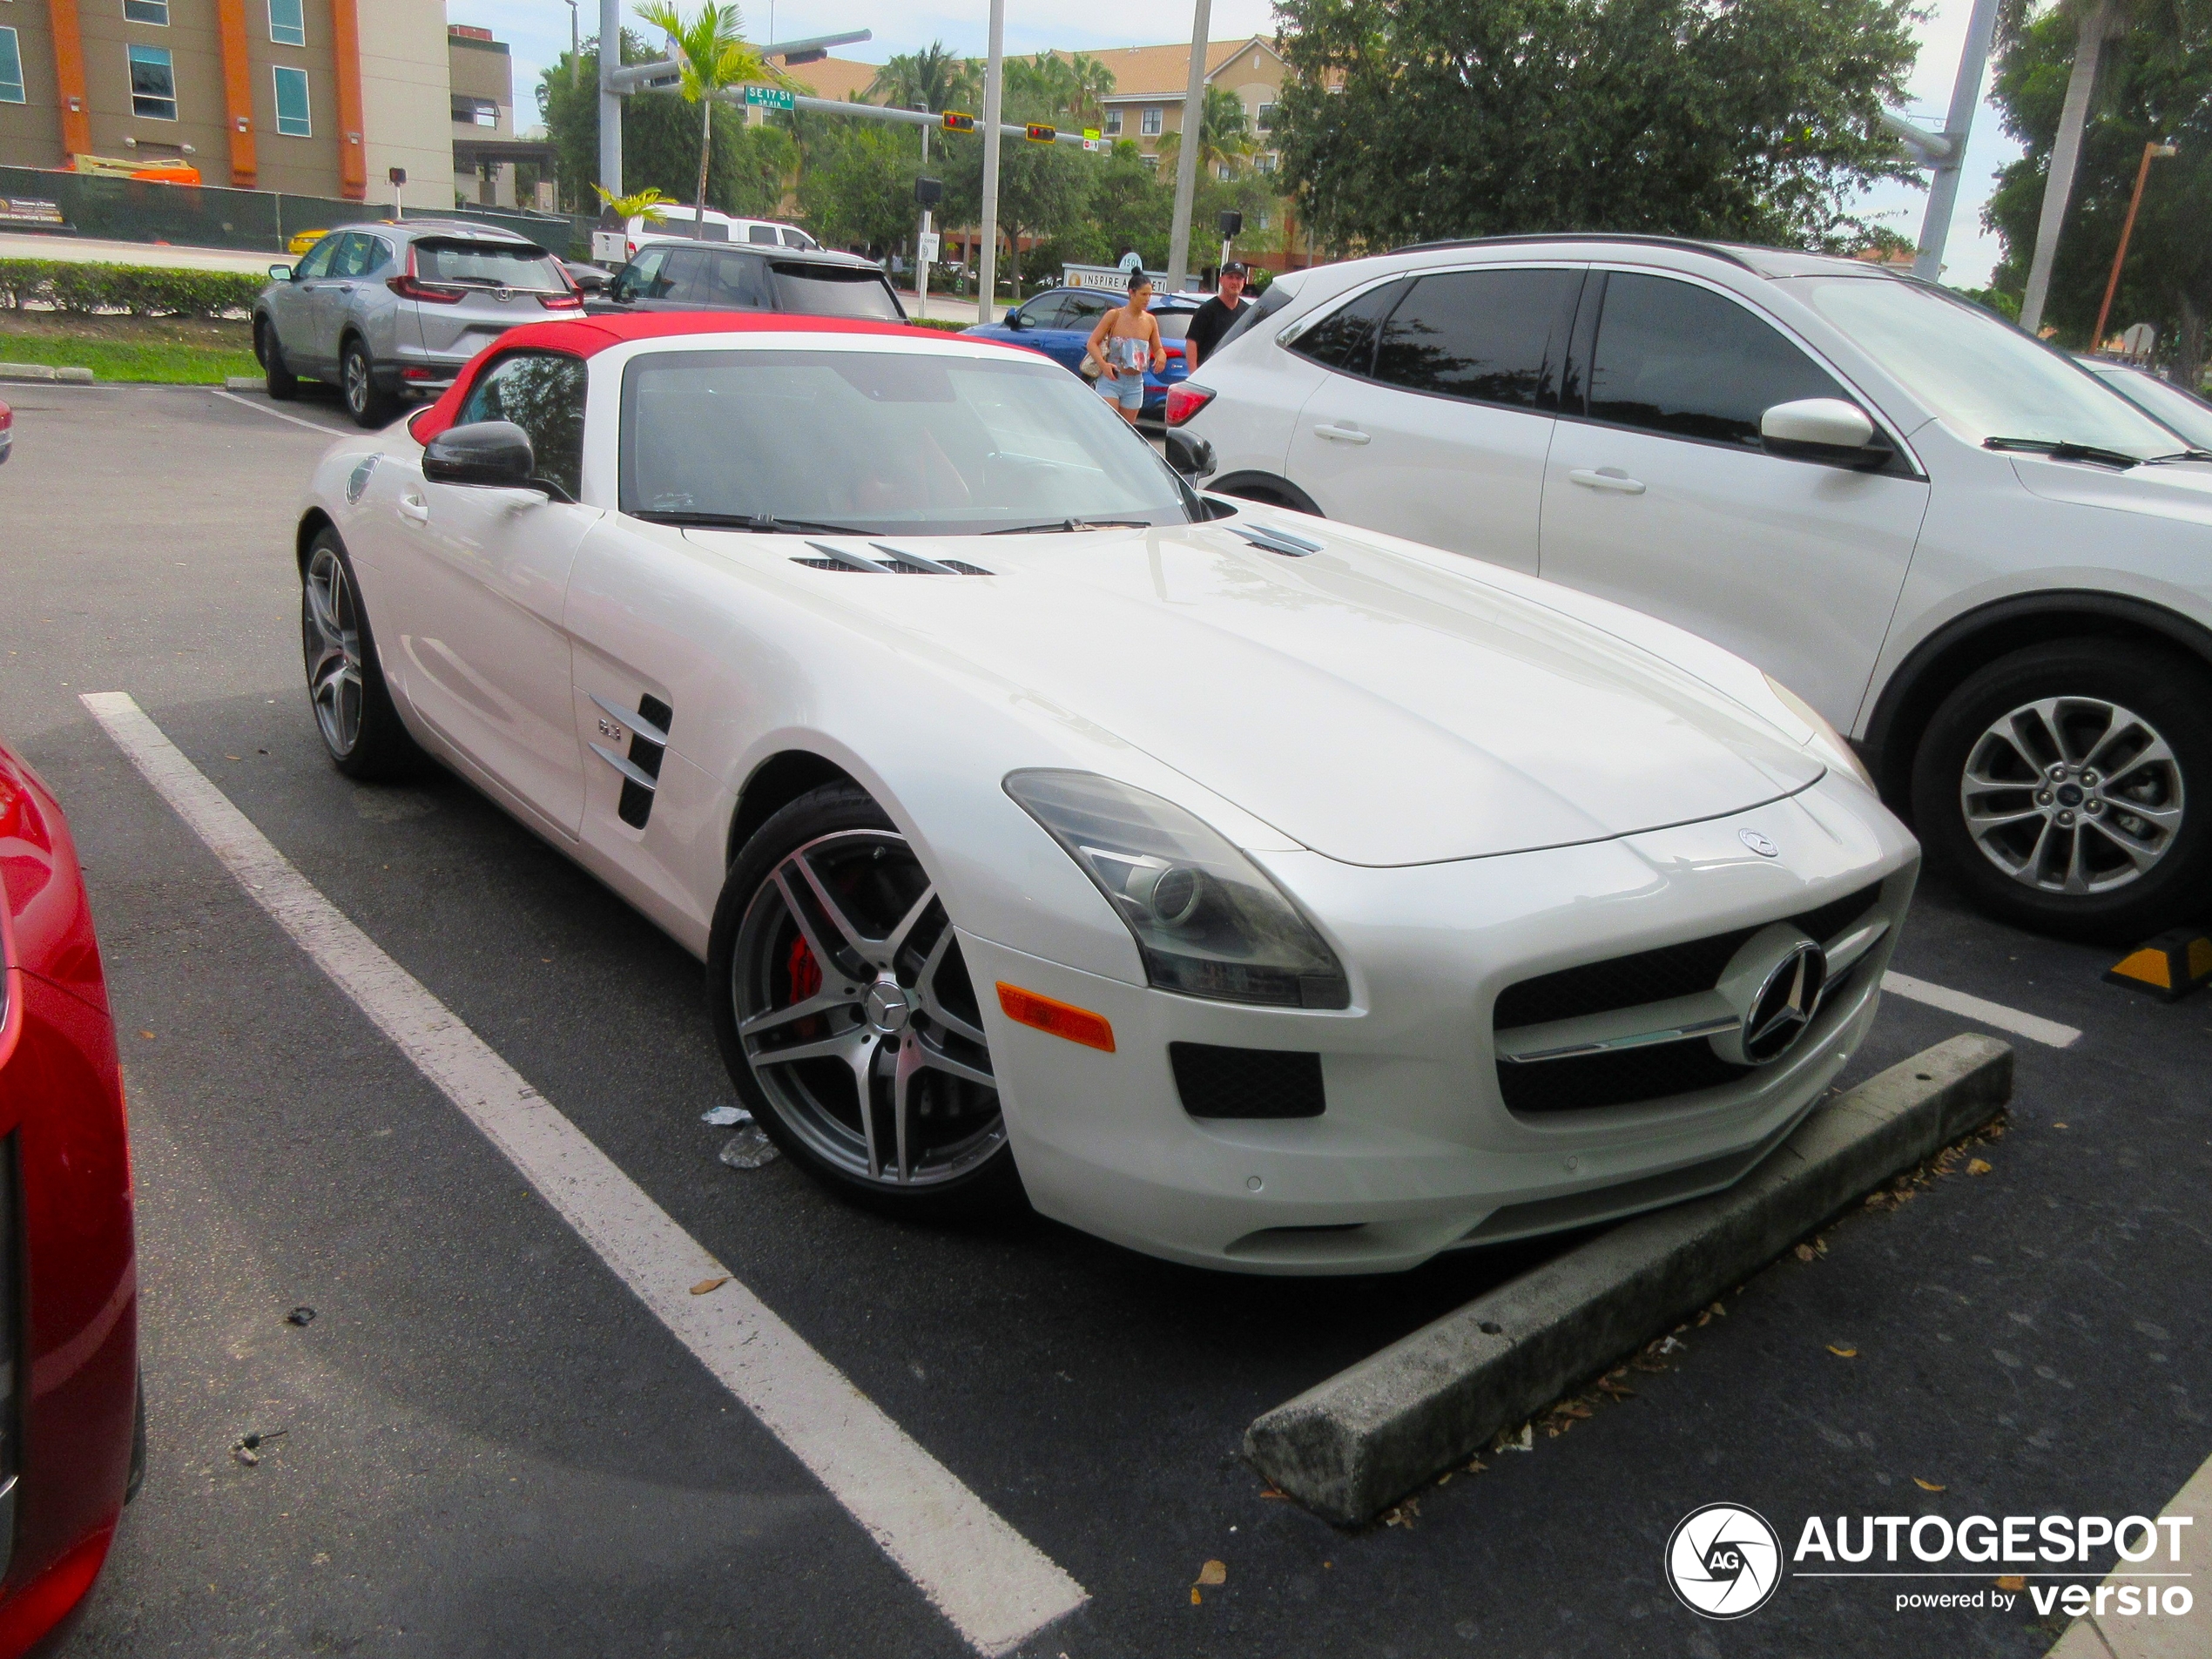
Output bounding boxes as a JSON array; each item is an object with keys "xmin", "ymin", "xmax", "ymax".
[{"xmin": 966, "ymin": 780, "xmax": 1918, "ymax": 1273}]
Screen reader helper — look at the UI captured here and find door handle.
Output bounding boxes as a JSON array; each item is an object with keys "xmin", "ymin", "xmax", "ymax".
[
  {"xmin": 1313, "ymin": 423, "xmax": 1370, "ymax": 445},
  {"xmin": 1568, "ymin": 468, "xmax": 1646, "ymax": 495},
  {"xmin": 398, "ymin": 493, "xmax": 430, "ymax": 524}
]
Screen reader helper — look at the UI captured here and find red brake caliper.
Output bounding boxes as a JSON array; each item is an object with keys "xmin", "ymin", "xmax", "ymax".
[{"xmin": 786, "ymin": 933, "xmax": 822, "ymax": 1004}]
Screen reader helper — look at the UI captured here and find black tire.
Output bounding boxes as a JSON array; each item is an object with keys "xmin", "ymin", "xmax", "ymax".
[
  {"xmin": 340, "ymin": 335, "xmax": 397, "ymax": 428},
  {"xmin": 258, "ymin": 317, "xmax": 300, "ymax": 401},
  {"xmin": 1911, "ymin": 639, "xmax": 2212, "ymax": 941},
  {"xmin": 300, "ymin": 526, "xmax": 421, "ymax": 780},
  {"xmin": 706, "ymin": 783, "xmax": 1026, "ymax": 1222}
]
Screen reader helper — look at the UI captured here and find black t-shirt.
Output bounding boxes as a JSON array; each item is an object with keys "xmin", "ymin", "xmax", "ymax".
[{"xmin": 1184, "ymin": 293, "xmax": 1251, "ymax": 365}]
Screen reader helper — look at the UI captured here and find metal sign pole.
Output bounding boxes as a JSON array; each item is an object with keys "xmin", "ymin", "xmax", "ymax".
[
  {"xmin": 978, "ymin": 0, "xmax": 1005, "ymax": 324},
  {"xmin": 1166, "ymin": 0, "xmax": 1211, "ymax": 291},
  {"xmin": 1912, "ymin": 0, "xmax": 2000, "ymax": 282},
  {"xmin": 597, "ymin": 0, "xmax": 622, "ymax": 199}
]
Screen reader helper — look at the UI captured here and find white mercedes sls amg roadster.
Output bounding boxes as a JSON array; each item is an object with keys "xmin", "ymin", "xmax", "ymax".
[{"xmin": 293, "ymin": 313, "xmax": 1918, "ymax": 1273}]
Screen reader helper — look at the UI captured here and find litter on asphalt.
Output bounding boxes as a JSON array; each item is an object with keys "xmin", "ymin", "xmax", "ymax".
[
  {"xmin": 719, "ymin": 1125, "xmax": 780, "ymax": 1169},
  {"xmin": 701, "ymin": 1105, "xmax": 752, "ymax": 1126}
]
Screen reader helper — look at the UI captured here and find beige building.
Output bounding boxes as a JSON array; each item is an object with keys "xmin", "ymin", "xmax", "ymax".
[
  {"xmin": 0, "ymin": 0, "xmax": 450, "ymax": 205},
  {"xmin": 1082, "ymin": 37, "xmax": 1285, "ymax": 178}
]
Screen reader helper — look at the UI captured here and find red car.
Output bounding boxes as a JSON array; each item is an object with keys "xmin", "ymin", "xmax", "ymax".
[{"xmin": 0, "ymin": 738, "xmax": 139, "ymax": 1654}]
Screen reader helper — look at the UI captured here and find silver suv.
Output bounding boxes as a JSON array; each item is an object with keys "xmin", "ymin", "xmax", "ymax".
[{"xmin": 253, "ymin": 220, "xmax": 582, "ymax": 428}]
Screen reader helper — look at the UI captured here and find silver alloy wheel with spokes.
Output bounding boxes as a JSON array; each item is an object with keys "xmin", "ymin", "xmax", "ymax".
[
  {"xmin": 341, "ymin": 345, "xmax": 371, "ymax": 415},
  {"xmin": 1959, "ymin": 694, "xmax": 2184, "ymax": 894},
  {"xmin": 302, "ymin": 545, "xmax": 365, "ymax": 758},
  {"xmin": 732, "ymin": 828, "xmax": 1002, "ymax": 1188}
]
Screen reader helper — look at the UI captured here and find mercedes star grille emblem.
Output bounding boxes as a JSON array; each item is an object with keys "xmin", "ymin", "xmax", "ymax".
[{"xmin": 1710, "ymin": 924, "xmax": 1828, "ymax": 1066}]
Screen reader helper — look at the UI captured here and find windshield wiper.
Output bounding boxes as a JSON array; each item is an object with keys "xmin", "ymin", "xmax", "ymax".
[
  {"xmin": 1983, "ymin": 436, "xmax": 2143, "ymax": 469},
  {"xmin": 981, "ymin": 516, "xmax": 1159, "ymax": 536},
  {"xmin": 2146, "ymin": 448, "xmax": 2212, "ymax": 465},
  {"xmin": 632, "ymin": 509, "xmax": 873, "ymax": 536}
]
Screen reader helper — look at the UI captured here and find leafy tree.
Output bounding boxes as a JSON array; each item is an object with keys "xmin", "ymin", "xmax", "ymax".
[
  {"xmin": 1271, "ymin": 0, "xmax": 1920, "ymax": 253},
  {"xmin": 636, "ymin": 2, "xmax": 771, "ymax": 236},
  {"xmin": 539, "ymin": 35, "xmax": 795, "ymax": 217},
  {"xmin": 1986, "ymin": 0, "xmax": 2212, "ymax": 380},
  {"xmin": 796, "ymin": 109, "xmax": 924, "ymax": 253}
]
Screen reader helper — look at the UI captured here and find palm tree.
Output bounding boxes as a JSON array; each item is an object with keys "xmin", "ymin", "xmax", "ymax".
[
  {"xmin": 867, "ymin": 42, "xmax": 974, "ymax": 114},
  {"xmin": 635, "ymin": 1, "xmax": 768, "ymax": 237},
  {"xmin": 1156, "ymin": 86, "xmax": 1256, "ymax": 179},
  {"xmin": 1062, "ymin": 52, "xmax": 1116, "ymax": 134}
]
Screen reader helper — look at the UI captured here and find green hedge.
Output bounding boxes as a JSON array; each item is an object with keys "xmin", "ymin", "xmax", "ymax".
[
  {"xmin": 905, "ymin": 315, "xmax": 973, "ymax": 332},
  {"xmin": 0, "ymin": 260, "xmax": 267, "ymax": 318}
]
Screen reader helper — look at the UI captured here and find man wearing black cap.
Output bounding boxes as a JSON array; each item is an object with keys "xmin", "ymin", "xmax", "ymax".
[{"xmin": 1182, "ymin": 262, "xmax": 1252, "ymax": 373}]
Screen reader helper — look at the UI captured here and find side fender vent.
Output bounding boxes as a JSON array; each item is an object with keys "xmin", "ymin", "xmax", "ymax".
[{"xmin": 589, "ymin": 691, "xmax": 671, "ymax": 829}]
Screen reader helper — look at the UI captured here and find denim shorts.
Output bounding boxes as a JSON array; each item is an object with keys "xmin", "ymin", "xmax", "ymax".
[{"xmin": 1099, "ymin": 369, "xmax": 1145, "ymax": 410}]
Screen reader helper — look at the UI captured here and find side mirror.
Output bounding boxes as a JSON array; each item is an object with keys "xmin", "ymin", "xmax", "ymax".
[
  {"xmin": 1004, "ymin": 309, "xmax": 1027, "ymax": 330},
  {"xmin": 1164, "ymin": 429, "xmax": 1216, "ymax": 481},
  {"xmin": 1760, "ymin": 398, "xmax": 1892, "ymax": 469},
  {"xmin": 423, "ymin": 421, "xmax": 538, "ymax": 490},
  {"xmin": 268, "ymin": 264, "xmax": 293, "ymax": 282},
  {"xmin": 567, "ymin": 264, "xmax": 610, "ymax": 295}
]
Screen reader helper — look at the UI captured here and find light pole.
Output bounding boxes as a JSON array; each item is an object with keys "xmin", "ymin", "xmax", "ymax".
[
  {"xmin": 1898, "ymin": 0, "xmax": 2001, "ymax": 283},
  {"xmin": 977, "ymin": 0, "xmax": 1004, "ymax": 323},
  {"xmin": 597, "ymin": 0, "xmax": 622, "ymax": 199},
  {"xmin": 2092, "ymin": 138, "xmax": 2178, "ymax": 352},
  {"xmin": 567, "ymin": 0, "xmax": 580, "ymax": 91},
  {"xmin": 1166, "ymin": 0, "xmax": 1211, "ymax": 292}
]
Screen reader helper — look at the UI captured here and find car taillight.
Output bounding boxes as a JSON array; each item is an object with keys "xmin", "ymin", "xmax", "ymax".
[
  {"xmin": 387, "ymin": 274, "xmax": 463, "ymax": 304},
  {"xmin": 538, "ymin": 291, "xmax": 583, "ymax": 310},
  {"xmin": 1164, "ymin": 384, "xmax": 1215, "ymax": 428}
]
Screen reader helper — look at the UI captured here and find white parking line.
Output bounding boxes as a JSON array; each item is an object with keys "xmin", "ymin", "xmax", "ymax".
[
  {"xmin": 82, "ymin": 691, "xmax": 1087, "ymax": 1657},
  {"xmin": 1880, "ymin": 970, "xmax": 2083, "ymax": 1049},
  {"xmin": 207, "ymin": 386, "xmax": 347, "ymax": 435}
]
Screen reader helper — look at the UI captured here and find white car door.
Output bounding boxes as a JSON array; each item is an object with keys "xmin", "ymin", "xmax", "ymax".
[
  {"xmin": 379, "ymin": 348, "xmax": 597, "ymax": 833},
  {"xmin": 1282, "ymin": 266, "xmax": 1582, "ymax": 574},
  {"xmin": 1539, "ymin": 270, "xmax": 1929, "ymax": 728}
]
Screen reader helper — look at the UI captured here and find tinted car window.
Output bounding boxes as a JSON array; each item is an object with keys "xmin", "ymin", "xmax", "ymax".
[
  {"xmin": 458, "ymin": 350, "xmax": 588, "ymax": 501},
  {"xmin": 779, "ymin": 226, "xmax": 814, "ymax": 248},
  {"xmin": 414, "ymin": 239, "xmax": 565, "ymax": 291},
  {"xmin": 293, "ymin": 235, "xmax": 340, "ymax": 280},
  {"xmin": 1020, "ymin": 293, "xmax": 1073, "ymax": 329},
  {"xmin": 656, "ymin": 247, "xmax": 709, "ymax": 305},
  {"xmin": 696, "ymin": 251, "xmax": 770, "ymax": 309},
  {"xmin": 1290, "ymin": 278, "xmax": 1411, "ymax": 374},
  {"xmin": 614, "ymin": 246, "xmax": 673, "ymax": 303},
  {"xmin": 1371, "ymin": 268, "xmax": 1575, "ymax": 409},
  {"xmin": 328, "ymin": 233, "xmax": 374, "ymax": 279},
  {"xmin": 1153, "ymin": 311, "xmax": 1193, "ymax": 341},
  {"xmin": 747, "ymin": 225, "xmax": 778, "ymax": 246},
  {"xmin": 1588, "ymin": 273, "xmax": 1844, "ymax": 447},
  {"xmin": 770, "ymin": 263, "xmax": 902, "ymax": 320}
]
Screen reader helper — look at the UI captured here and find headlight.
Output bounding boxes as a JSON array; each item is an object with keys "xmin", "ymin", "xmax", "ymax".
[
  {"xmin": 1764, "ymin": 672, "xmax": 1876, "ymax": 789},
  {"xmin": 1004, "ymin": 770, "xmax": 1350, "ymax": 1009}
]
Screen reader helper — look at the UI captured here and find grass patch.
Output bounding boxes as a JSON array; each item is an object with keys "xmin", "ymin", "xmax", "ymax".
[{"xmin": 0, "ymin": 311, "xmax": 257, "ymax": 383}]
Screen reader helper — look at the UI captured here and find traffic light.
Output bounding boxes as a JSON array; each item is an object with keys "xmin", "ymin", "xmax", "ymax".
[
  {"xmin": 1024, "ymin": 123, "xmax": 1056, "ymax": 144},
  {"xmin": 941, "ymin": 111, "xmax": 975, "ymax": 133}
]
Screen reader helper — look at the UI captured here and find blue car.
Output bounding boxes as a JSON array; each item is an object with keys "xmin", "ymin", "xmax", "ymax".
[{"xmin": 965, "ymin": 287, "xmax": 1198, "ymax": 418}]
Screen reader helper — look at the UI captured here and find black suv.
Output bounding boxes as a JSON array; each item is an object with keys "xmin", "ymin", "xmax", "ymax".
[{"xmin": 590, "ymin": 240, "xmax": 907, "ymax": 322}]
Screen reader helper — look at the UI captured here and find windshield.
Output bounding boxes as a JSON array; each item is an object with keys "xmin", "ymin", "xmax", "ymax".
[
  {"xmin": 1793, "ymin": 276, "xmax": 2178, "ymax": 459},
  {"xmin": 1153, "ymin": 311, "xmax": 1193, "ymax": 341},
  {"xmin": 769, "ymin": 263, "xmax": 902, "ymax": 320},
  {"xmin": 619, "ymin": 347, "xmax": 1197, "ymax": 536},
  {"xmin": 2086, "ymin": 365, "xmax": 2212, "ymax": 451},
  {"xmin": 414, "ymin": 240, "xmax": 564, "ymax": 290}
]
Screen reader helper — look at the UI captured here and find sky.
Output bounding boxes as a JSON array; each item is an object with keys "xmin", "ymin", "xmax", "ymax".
[{"xmin": 467, "ymin": 0, "xmax": 2019, "ymax": 286}]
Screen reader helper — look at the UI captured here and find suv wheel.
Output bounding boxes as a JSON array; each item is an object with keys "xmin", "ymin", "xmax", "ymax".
[
  {"xmin": 1911, "ymin": 640, "xmax": 2212, "ymax": 941},
  {"xmin": 257, "ymin": 318, "xmax": 300, "ymax": 401},
  {"xmin": 341, "ymin": 336, "xmax": 398, "ymax": 428}
]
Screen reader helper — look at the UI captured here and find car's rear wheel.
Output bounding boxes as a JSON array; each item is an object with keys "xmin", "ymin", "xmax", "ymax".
[
  {"xmin": 300, "ymin": 528, "xmax": 420, "ymax": 779},
  {"xmin": 707, "ymin": 784, "xmax": 1023, "ymax": 1219},
  {"xmin": 1911, "ymin": 640, "xmax": 2212, "ymax": 941},
  {"xmin": 341, "ymin": 336, "xmax": 397, "ymax": 428},
  {"xmin": 257, "ymin": 318, "xmax": 300, "ymax": 401}
]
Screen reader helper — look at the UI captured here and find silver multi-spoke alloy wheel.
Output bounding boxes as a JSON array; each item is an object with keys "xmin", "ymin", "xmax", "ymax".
[
  {"xmin": 342, "ymin": 346, "xmax": 371, "ymax": 416},
  {"xmin": 302, "ymin": 544, "xmax": 364, "ymax": 759},
  {"xmin": 1959, "ymin": 694, "xmax": 2184, "ymax": 894},
  {"xmin": 732, "ymin": 828, "xmax": 1002, "ymax": 1188}
]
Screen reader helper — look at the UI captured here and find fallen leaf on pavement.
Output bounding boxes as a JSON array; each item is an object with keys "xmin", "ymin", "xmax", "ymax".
[
  {"xmin": 1796, "ymin": 1244, "xmax": 1817, "ymax": 1262},
  {"xmin": 1997, "ymin": 1575, "xmax": 2026, "ymax": 1591},
  {"xmin": 689, "ymin": 1276, "xmax": 731, "ymax": 1296},
  {"xmin": 1195, "ymin": 1561, "xmax": 1227, "ymax": 1587},
  {"xmin": 1914, "ymin": 1478, "xmax": 1946, "ymax": 1493},
  {"xmin": 1827, "ymin": 1345, "xmax": 1858, "ymax": 1359},
  {"xmin": 2053, "ymin": 1123, "xmax": 2068, "ymax": 1130},
  {"xmin": 1190, "ymin": 1588, "xmax": 1201, "ymax": 1605},
  {"xmin": 1967, "ymin": 1158, "xmax": 1992, "ymax": 1176}
]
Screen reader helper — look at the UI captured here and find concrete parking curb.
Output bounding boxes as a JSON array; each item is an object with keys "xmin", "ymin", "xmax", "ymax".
[
  {"xmin": 223, "ymin": 375, "xmax": 265, "ymax": 392},
  {"xmin": 0, "ymin": 362, "xmax": 94, "ymax": 383},
  {"xmin": 1244, "ymin": 1034, "xmax": 2015, "ymax": 1525}
]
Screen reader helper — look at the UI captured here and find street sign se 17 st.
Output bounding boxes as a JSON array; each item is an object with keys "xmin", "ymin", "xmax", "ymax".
[{"xmin": 743, "ymin": 84, "xmax": 794, "ymax": 111}]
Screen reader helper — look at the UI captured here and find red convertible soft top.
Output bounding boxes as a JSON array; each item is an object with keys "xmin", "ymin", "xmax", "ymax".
[{"xmin": 408, "ymin": 313, "xmax": 1016, "ymax": 445}]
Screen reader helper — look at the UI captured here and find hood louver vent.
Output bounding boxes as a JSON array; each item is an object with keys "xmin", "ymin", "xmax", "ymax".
[{"xmin": 793, "ymin": 542, "xmax": 993, "ymax": 577}]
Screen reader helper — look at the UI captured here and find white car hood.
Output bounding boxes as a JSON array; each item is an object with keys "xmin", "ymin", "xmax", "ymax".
[
  {"xmin": 2010, "ymin": 453, "xmax": 2212, "ymax": 526},
  {"xmin": 696, "ymin": 523, "xmax": 1824, "ymax": 866}
]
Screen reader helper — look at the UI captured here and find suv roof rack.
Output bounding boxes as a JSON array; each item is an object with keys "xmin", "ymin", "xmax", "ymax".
[{"xmin": 1386, "ymin": 232, "xmax": 1757, "ymax": 271}]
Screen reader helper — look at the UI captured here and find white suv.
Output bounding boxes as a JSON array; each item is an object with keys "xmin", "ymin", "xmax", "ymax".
[
  {"xmin": 1176, "ymin": 236, "xmax": 2212, "ymax": 940},
  {"xmin": 620, "ymin": 207, "xmax": 819, "ymax": 259}
]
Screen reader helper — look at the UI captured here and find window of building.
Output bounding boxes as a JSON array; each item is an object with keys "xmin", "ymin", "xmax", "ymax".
[
  {"xmin": 1256, "ymin": 101, "xmax": 1278, "ymax": 132},
  {"xmin": 128, "ymin": 44, "xmax": 178, "ymax": 119},
  {"xmin": 268, "ymin": 0, "xmax": 306, "ymax": 47},
  {"xmin": 1141, "ymin": 107, "xmax": 1162, "ymax": 137},
  {"xmin": 451, "ymin": 94, "xmax": 498, "ymax": 126},
  {"xmin": 1255, "ymin": 152, "xmax": 1277, "ymax": 175},
  {"xmin": 1103, "ymin": 109, "xmax": 1122, "ymax": 136},
  {"xmin": 1254, "ymin": 207, "xmax": 1269, "ymax": 229},
  {"xmin": 0, "ymin": 30, "xmax": 24, "ymax": 105},
  {"xmin": 273, "ymin": 64, "xmax": 311, "ymax": 136},
  {"xmin": 124, "ymin": 0, "xmax": 170, "ymax": 24}
]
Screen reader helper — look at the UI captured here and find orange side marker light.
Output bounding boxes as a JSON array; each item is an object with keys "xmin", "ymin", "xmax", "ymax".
[{"xmin": 996, "ymin": 982, "xmax": 1116, "ymax": 1052}]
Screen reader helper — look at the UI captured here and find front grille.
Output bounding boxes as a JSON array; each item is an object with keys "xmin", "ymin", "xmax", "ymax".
[
  {"xmin": 1170, "ymin": 1042, "xmax": 1325, "ymax": 1119},
  {"xmin": 1492, "ymin": 882, "xmax": 1884, "ymax": 1115}
]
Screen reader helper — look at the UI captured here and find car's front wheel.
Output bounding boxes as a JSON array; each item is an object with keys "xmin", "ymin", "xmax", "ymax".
[
  {"xmin": 340, "ymin": 336, "xmax": 398, "ymax": 428},
  {"xmin": 300, "ymin": 528, "xmax": 420, "ymax": 779},
  {"xmin": 256, "ymin": 317, "xmax": 300, "ymax": 401},
  {"xmin": 706, "ymin": 784, "xmax": 1023, "ymax": 1218},
  {"xmin": 1912, "ymin": 639, "xmax": 2212, "ymax": 941}
]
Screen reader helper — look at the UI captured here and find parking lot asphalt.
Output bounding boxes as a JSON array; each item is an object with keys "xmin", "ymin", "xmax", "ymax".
[{"xmin": 6, "ymin": 387, "xmax": 2208, "ymax": 1657}]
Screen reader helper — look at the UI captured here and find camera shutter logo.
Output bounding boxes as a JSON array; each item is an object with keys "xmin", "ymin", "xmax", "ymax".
[{"xmin": 1666, "ymin": 1504, "xmax": 1783, "ymax": 1619}]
